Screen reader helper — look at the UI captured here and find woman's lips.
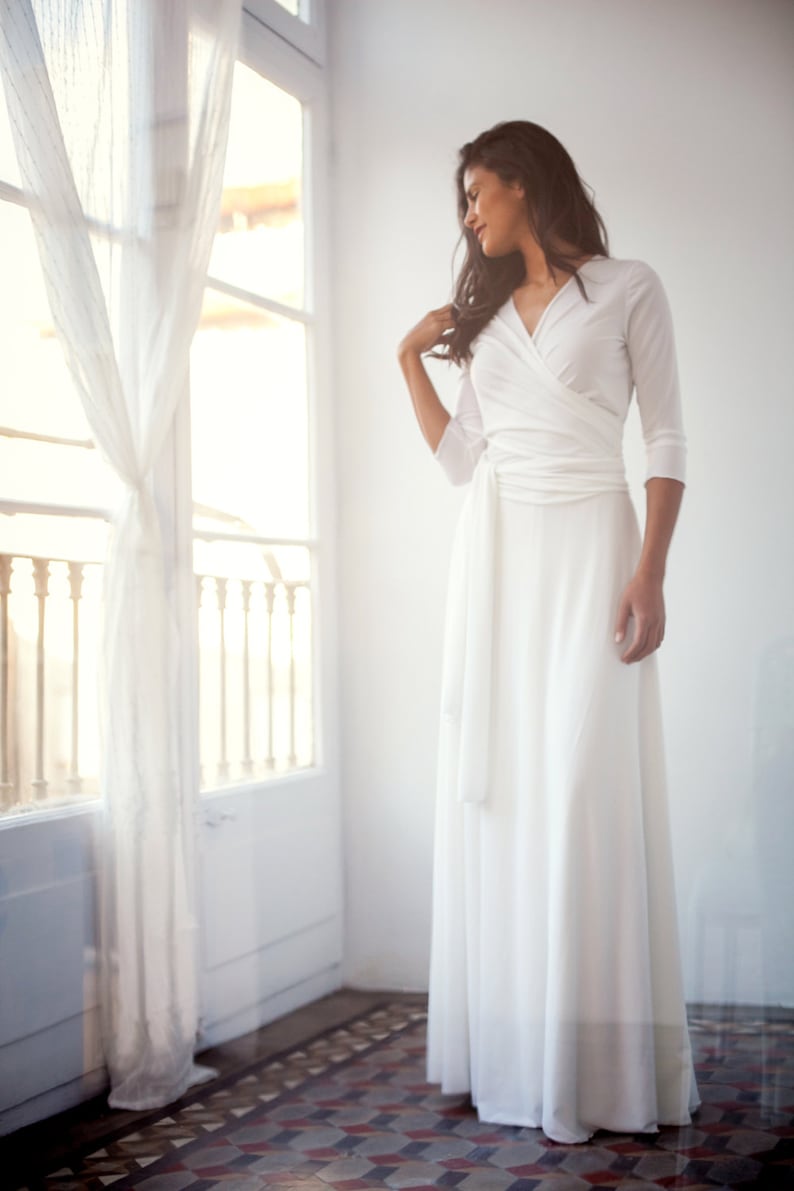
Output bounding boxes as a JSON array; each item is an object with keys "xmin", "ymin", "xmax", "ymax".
[{"xmin": 476, "ymin": 226, "xmax": 486, "ymax": 240}]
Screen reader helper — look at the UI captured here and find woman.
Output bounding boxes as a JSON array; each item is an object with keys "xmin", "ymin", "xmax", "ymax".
[{"xmin": 397, "ymin": 120, "xmax": 701, "ymax": 1144}]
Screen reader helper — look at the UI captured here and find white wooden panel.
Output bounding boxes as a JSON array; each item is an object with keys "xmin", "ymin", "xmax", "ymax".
[
  {"xmin": 0, "ymin": 1003, "xmax": 104, "ymax": 1114},
  {"xmin": 0, "ymin": 816, "xmax": 96, "ymax": 1046},
  {"xmin": 0, "ymin": 1059, "xmax": 107, "ymax": 1138},
  {"xmin": 200, "ymin": 781, "xmax": 343, "ymax": 970},
  {"xmin": 201, "ymin": 915, "xmax": 341, "ymax": 1031}
]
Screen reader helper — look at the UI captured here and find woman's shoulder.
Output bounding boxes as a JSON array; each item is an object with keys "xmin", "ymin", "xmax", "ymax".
[
  {"xmin": 583, "ymin": 255, "xmax": 669, "ymax": 307},
  {"xmin": 582, "ymin": 254, "xmax": 658, "ymax": 282}
]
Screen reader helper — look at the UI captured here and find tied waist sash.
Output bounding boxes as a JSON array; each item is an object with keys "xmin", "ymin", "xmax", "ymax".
[{"xmin": 439, "ymin": 317, "xmax": 631, "ymax": 805}]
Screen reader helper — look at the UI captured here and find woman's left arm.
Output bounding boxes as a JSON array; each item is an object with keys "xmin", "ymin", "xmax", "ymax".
[
  {"xmin": 616, "ymin": 260, "xmax": 687, "ymax": 664},
  {"xmin": 615, "ymin": 477, "xmax": 684, "ymax": 662}
]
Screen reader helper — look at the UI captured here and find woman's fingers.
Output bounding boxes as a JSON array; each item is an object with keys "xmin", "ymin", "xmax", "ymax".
[
  {"xmin": 615, "ymin": 576, "xmax": 666, "ymax": 664},
  {"xmin": 430, "ymin": 305, "xmax": 460, "ymax": 346},
  {"xmin": 620, "ymin": 616, "xmax": 649, "ymax": 663},
  {"xmin": 614, "ymin": 594, "xmax": 631, "ymax": 644},
  {"xmin": 620, "ymin": 615, "xmax": 665, "ymax": 663},
  {"xmin": 399, "ymin": 304, "xmax": 458, "ymax": 355}
]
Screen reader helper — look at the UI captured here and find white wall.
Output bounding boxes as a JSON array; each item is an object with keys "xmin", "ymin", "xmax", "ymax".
[{"xmin": 330, "ymin": 0, "xmax": 794, "ymax": 1004}]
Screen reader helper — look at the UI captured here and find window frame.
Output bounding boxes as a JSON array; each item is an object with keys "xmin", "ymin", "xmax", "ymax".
[
  {"xmin": 243, "ymin": 0, "xmax": 326, "ymax": 68},
  {"xmin": 181, "ymin": 4, "xmax": 337, "ymax": 803}
]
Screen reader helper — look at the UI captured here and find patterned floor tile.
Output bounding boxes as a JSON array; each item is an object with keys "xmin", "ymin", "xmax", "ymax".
[{"xmin": 6, "ymin": 1003, "xmax": 793, "ymax": 1190}]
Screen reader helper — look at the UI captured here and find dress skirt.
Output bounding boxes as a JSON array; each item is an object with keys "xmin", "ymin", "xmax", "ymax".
[{"xmin": 425, "ymin": 484, "xmax": 701, "ymax": 1144}]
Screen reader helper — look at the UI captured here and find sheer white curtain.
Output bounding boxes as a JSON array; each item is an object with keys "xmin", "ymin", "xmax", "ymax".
[{"xmin": 0, "ymin": 0, "xmax": 242, "ymax": 1107}]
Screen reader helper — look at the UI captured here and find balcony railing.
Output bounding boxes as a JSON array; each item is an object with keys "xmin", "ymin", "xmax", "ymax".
[
  {"xmin": 0, "ymin": 541, "xmax": 315, "ymax": 817},
  {"xmin": 0, "ymin": 550, "xmax": 103, "ymax": 812},
  {"xmin": 196, "ymin": 569, "xmax": 315, "ymax": 789}
]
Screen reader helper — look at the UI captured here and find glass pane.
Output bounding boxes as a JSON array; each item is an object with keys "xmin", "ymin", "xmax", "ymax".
[
  {"xmin": 208, "ymin": 62, "xmax": 304, "ymax": 307},
  {"xmin": 0, "ymin": 510, "xmax": 109, "ymax": 565},
  {"xmin": 194, "ymin": 538, "xmax": 315, "ymax": 788},
  {"xmin": 0, "ymin": 191, "xmax": 118, "ymax": 819},
  {"xmin": 192, "ymin": 538, "xmax": 310, "ymax": 584},
  {"xmin": 0, "ymin": 436, "xmax": 121, "ymax": 512},
  {"xmin": 258, "ymin": 0, "xmax": 312, "ymax": 24},
  {"xmin": 0, "ymin": 80, "xmax": 21, "ymax": 186},
  {"xmin": 190, "ymin": 287, "xmax": 310, "ymax": 539},
  {"xmin": 0, "ymin": 200, "xmax": 122, "ymax": 511}
]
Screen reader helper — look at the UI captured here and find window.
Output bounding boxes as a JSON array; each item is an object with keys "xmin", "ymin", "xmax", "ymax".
[
  {"xmin": 0, "ymin": 86, "xmax": 119, "ymax": 817},
  {"xmin": 0, "ymin": 1, "xmax": 331, "ymax": 815},
  {"xmin": 192, "ymin": 53, "xmax": 317, "ymax": 791}
]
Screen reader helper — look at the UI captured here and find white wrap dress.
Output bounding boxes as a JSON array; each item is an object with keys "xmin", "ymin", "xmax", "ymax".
[{"xmin": 425, "ymin": 255, "xmax": 701, "ymax": 1144}]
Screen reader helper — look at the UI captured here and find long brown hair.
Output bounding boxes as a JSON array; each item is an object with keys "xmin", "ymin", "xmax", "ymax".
[{"xmin": 427, "ymin": 120, "xmax": 610, "ymax": 369}]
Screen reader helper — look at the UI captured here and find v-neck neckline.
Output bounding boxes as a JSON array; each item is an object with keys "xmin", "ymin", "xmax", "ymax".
[{"xmin": 509, "ymin": 256, "xmax": 599, "ymax": 343}]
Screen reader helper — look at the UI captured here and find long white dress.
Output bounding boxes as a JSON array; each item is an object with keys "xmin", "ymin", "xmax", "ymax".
[{"xmin": 425, "ymin": 255, "xmax": 701, "ymax": 1144}]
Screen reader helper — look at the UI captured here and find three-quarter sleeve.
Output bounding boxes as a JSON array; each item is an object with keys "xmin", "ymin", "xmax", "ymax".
[
  {"xmin": 433, "ymin": 362, "xmax": 487, "ymax": 485},
  {"xmin": 624, "ymin": 260, "xmax": 687, "ymax": 485}
]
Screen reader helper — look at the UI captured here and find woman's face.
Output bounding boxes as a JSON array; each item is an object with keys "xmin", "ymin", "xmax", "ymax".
[{"xmin": 462, "ymin": 164, "xmax": 529, "ymax": 256}]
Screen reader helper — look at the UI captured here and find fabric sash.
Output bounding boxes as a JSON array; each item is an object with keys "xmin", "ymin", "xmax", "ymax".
[{"xmin": 441, "ymin": 305, "xmax": 630, "ymax": 805}]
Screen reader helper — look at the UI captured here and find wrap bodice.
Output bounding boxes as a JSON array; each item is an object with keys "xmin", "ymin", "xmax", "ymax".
[{"xmin": 441, "ymin": 305, "xmax": 630, "ymax": 805}]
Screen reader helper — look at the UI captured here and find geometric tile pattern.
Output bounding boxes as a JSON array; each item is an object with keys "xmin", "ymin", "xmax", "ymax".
[{"xmin": 20, "ymin": 1003, "xmax": 794, "ymax": 1190}]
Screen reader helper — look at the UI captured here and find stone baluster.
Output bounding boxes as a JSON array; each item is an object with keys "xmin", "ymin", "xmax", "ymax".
[
  {"xmin": 66, "ymin": 562, "xmax": 84, "ymax": 794},
  {"xmin": 240, "ymin": 579, "xmax": 253, "ymax": 777},
  {"xmin": 215, "ymin": 577, "xmax": 229, "ymax": 782},
  {"xmin": 0, "ymin": 554, "xmax": 12, "ymax": 808},
  {"xmin": 264, "ymin": 580, "xmax": 276, "ymax": 771},
  {"xmin": 196, "ymin": 573, "xmax": 205, "ymax": 790},
  {"xmin": 285, "ymin": 581, "xmax": 298, "ymax": 768},
  {"xmin": 31, "ymin": 558, "xmax": 50, "ymax": 800}
]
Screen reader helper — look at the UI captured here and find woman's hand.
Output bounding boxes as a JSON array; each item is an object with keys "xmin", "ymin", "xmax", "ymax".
[
  {"xmin": 397, "ymin": 304, "xmax": 457, "ymax": 358},
  {"xmin": 614, "ymin": 572, "xmax": 666, "ymax": 663}
]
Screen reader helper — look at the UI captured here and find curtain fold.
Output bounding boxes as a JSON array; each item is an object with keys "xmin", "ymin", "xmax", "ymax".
[{"xmin": 0, "ymin": 0, "xmax": 242, "ymax": 1108}]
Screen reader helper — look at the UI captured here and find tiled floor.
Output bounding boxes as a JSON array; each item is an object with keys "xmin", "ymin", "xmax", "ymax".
[
  {"xmin": 2, "ymin": 991, "xmax": 793, "ymax": 1190},
  {"xmin": 1, "ymin": 989, "xmax": 401, "ymax": 1188}
]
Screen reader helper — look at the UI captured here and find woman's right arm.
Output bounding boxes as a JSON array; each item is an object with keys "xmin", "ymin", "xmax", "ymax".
[
  {"xmin": 397, "ymin": 346, "xmax": 452, "ymax": 453},
  {"xmin": 397, "ymin": 304, "xmax": 486, "ymax": 486}
]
